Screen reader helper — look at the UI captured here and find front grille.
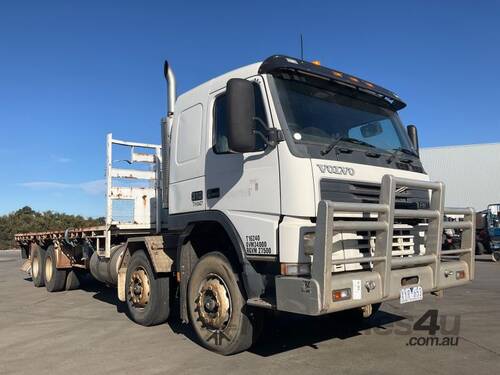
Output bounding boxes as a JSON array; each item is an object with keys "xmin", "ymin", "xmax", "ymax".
[
  {"xmin": 331, "ymin": 224, "xmax": 427, "ymax": 272},
  {"xmin": 320, "ymin": 179, "xmax": 430, "ymax": 209}
]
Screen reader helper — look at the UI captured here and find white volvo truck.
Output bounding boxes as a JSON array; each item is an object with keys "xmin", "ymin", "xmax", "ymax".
[{"xmin": 16, "ymin": 55, "xmax": 475, "ymax": 355}]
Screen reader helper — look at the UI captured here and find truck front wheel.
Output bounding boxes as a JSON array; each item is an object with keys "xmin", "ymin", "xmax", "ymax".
[
  {"xmin": 44, "ymin": 245, "xmax": 67, "ymax": 292},
  {"xmin": 31, "ymin": 246, "xmax": 46, "ymax": 287},
  {"xmin": 125, "ymin": 250, "xmax": 170, "ymax": 326},
  {"xmin": 187, "ymin": 252, "xmax": 261, "ymax": 355}
]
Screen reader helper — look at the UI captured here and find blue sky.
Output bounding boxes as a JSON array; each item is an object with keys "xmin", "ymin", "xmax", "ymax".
[{"xmin": 1, "ymin": 1, "xmax": 499, "ymax": 217}]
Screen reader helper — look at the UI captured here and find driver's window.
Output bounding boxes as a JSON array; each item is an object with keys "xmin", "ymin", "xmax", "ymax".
[{"xmin": 213, "ymin": 83, "xmax": 268, "ymax": 154}]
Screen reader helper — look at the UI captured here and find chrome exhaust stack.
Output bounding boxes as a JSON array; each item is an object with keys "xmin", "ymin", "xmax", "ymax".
[{"xmin": 161, "ymin": 60, "xmax": 176, "ymax": 209}]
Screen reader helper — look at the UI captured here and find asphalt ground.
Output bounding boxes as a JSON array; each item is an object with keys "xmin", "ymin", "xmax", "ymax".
[{"xmin": 1, "ymin": 250, "xmax": 499, "ymax": 375}]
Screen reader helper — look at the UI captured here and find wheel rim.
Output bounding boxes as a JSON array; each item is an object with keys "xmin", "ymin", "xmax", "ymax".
[
  {"xmin": 128, "ymin": 267, "xmax": 151, "ymax": 308},
  {"xmin": 32, "ymin": 255, "xmax": 39, "ymax": 278},
  {"xmin": 195, "ymin": 274, "xmax": 232, "ymax": 332},
  {"xmin": 45, "ymin": 256, "xmax": 53, "ymax": 282}
]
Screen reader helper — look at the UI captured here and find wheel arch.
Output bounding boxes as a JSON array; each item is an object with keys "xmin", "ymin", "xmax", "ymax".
[
  {"xmin": 169, "ymin": 211, "xmax": 266, "ymax": 322},
  {"xmin": 117, "ymin": 236, "xmax": 175, "ymax": 302}
]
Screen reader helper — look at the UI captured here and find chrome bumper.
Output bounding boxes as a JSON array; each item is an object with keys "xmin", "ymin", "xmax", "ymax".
[{"xmin": 275, "ymin": 175, "xmax": 475, "ymax": 315}]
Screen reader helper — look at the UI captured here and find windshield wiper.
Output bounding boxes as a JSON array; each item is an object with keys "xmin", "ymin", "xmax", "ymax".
[
  {"xmin": 320, "ymin": 137, "xmax": 375, "ymax": 156},
  {"xmin": 387, "ymin": 147, "xmax": 418, "ymax": 163}
]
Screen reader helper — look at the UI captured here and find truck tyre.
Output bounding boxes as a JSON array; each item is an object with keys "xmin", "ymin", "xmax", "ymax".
[
  {"xmin": 492, "ymin": 251, "xmax": 500, "ymax": 262},
  {"xmin": 31, "ymin": 246, "xmax": 46, "ymax": 287},
  {"xmin": 125, "ymin": 250, "xmax": 170, "ymax": 326},
  {"xmin": 44, "ymin": 245, "xmax": 67, "ymax": 292},
  {"xmin": 187, "ymin": 252, "xmax": 261, "ymax": 355}
]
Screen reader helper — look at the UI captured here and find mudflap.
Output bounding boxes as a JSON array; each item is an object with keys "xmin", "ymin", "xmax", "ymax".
[{"xmin": 20, "ymin": 259, "xmax": 32, "ymax": 275}]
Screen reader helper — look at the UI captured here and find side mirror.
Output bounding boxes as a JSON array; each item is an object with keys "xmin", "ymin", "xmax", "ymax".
[
  {"xmin": 226, "ymin": 78, "xmax": 256, "ymax": 153},
  {"xmin": 407, "ymin": 124, "xmax": 419, "ymax": 155}
]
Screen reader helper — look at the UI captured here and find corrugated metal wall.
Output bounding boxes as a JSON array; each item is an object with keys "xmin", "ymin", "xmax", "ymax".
[{"xmin": 420, "ymin": 143, "xmax": 500, "ymax": 211}]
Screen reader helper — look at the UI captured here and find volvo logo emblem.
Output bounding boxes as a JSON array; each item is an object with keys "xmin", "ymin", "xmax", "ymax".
[{"xmin": 316, "ymin": 164, "xmax": 355, "ymax": 176}]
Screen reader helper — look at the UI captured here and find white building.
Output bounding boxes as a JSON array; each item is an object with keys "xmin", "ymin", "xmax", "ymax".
[{"xmin": 420, "ymin": 143, "xmax": 500, "ymax": 211}]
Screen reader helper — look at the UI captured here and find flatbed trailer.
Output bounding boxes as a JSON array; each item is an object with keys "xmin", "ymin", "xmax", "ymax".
[
  {"xmin": 15, "ymin": 225, "xmax": 156, "ymax": 266},
  {"xmin": 15, "ymin": 55, "xmax": 475, "ymax": 355}
]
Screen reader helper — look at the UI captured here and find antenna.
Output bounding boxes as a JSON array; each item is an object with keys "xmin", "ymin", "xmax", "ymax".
[{"xmin": 300, "ymin": 34, "xmax": 304, "ymax": 60}]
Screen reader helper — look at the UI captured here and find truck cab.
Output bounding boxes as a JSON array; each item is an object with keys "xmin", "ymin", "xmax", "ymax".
[
  {"xmin": 168, "ymin": 56, "xmax": 428, "ymax": 263},
  {"xmin": 486, "ymin": 204, "xmax": 500, "ymax": 252},
  {"xmin": 158, "ymin": 56, "xmax": 474, "ymax": 352}
]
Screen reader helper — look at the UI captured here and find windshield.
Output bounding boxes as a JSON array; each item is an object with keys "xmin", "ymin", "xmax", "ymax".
[
  {"xmin": 488, "ymin": 205, "xmax": 500, "ymax": 228},
  {"xmin": 273, "ymin": 75, "xmax": 414, "ymax": 154}
]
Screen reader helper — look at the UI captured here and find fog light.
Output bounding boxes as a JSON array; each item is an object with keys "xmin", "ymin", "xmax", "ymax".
[
  {"xmin": 332, "ymin": 288, "xmax": 351, "ymax": 301},
  {"xmin": 280, "ymin": 263, "xmax": 311, "ymax": 276},
  {"xmin": 456, "ymin": 270, "xmax": 465, "ymax": 280},
  {"xmin": 303, "ymin": 232, "xmax": 315, "ymax": 255},
  {"xmin": 444, "ymin": 269, "xmax": 454, "ymax": 278}
]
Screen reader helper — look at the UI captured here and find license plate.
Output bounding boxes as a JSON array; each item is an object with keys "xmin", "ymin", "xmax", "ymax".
[{"xmin": 400, "ymin": 286, "xmax": 423, "ymax": 304}]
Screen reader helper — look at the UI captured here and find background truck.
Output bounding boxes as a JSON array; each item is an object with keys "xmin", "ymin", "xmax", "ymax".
[
  {"xmin": 475, "ymin": 203, "xmax": 500, "ymax": 261},
  {"xmin": 15, "ymin": 55, "xmax": 475, "ymax": 355}
]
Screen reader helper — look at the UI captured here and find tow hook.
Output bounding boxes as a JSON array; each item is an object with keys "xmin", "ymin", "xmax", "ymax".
[
  {"xmin": 361, "ymin": 304, "xmax": 373, "ymax": 318},
  {"xmin": 365, "ymin": 280, "xmax": 376, "ymax": 292}
]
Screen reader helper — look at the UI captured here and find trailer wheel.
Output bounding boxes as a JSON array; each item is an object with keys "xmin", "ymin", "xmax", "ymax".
[
  {"xmin": 31, "ymin": 246, "xmax": 46, "ymax": 287},
  {"xmin": 125, "ymin": 250, "xmax": 170, "ymax": 326},
  {"xmin": 187, "ymin": 252, "xmax": 261, "ymax": 355},
  {"xmin": 44, "ymin": 245, "xmax": 67, "ymax": 292}
]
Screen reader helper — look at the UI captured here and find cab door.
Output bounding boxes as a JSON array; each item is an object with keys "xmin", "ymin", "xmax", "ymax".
[{"xmin": 204, "ymin": 76, "xmax": 281, "ymax": 256}]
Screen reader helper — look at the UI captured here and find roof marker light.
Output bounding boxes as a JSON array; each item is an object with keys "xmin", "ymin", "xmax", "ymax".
[
  {"xmin": 312, "ymin": 60, "xmax": 321, "ymax": 66},
  {"xmin": 332, "ymin": 71, "xmax": 343, "ymax": 78}
]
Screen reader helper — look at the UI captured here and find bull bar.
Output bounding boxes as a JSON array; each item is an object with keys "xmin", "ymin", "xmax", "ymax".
[{"xmin": 275, "ymin": 175, "xmax": 475, "ymax": 315}]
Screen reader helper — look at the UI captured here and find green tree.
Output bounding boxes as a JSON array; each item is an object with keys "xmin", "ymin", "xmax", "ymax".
[{"xmin": 0, "ymin": 207, "xmax": 104, "ymax": 250}]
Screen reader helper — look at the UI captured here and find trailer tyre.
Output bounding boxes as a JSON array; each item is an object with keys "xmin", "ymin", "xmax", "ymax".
[
  {"xmin": 187, "ymin": 252, "xmax": 261, "ymax": 355},
  {"xmin": 44, "ymin": 245, "xmax": 67, "ymax": 292},
  {"xmin": 125, "ymin": 250, "xmax": 170, "ymax": 326},
  {"xmin": 31, "ymin": 246, "xmax": 46, "ymax": 287}
]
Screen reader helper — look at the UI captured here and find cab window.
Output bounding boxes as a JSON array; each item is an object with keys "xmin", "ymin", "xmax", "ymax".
[{"xmin": 213, "ymin": 83, "xmax": 268, "ymax": 154}]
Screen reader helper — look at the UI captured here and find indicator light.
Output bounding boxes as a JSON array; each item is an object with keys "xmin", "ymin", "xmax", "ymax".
[{"xmin": 332, "ymin": 288, "xmax": 351, "ymax": 301}]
